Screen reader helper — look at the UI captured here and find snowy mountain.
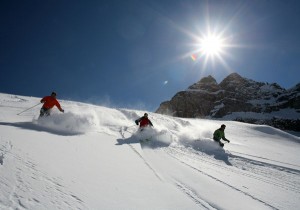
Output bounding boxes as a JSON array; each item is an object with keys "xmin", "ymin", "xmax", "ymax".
[
  {"xmin": 0, "ymin": 92, "xmax": 300, "ymax": 209},
  {"xmin": 156, "ymin": 73, "xmax": 300, "ymax": 131}
]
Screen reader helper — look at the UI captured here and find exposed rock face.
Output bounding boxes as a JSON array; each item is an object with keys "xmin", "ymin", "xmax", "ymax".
[{"xmin": 156, "ymin": 73, "xmax": 300, "ymax": 131}]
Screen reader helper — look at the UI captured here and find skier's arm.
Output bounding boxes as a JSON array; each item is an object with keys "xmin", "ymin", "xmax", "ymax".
[
  {"xmin": 221, "ymin": 134, "xmax": 230, "ymax": 142},
  {"xmin": 135, "ymin": 117, "xmax": 141, "ymax": 125},
  {"xmin": 55, "ymin": 100, "xmax": 64, "ymax": 112},
  {"xmin": 40, "ymin": 97, "xmax": 46, "ymax": 103},
  {"xmin": 149, "ymin": 120, "xmax": 153, "ymax": 127}
]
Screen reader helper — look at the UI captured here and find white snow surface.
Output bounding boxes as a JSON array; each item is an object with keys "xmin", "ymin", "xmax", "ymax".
[{"xmin": 0, "ymin": 93, "xmax": 300, "ymax": 210}]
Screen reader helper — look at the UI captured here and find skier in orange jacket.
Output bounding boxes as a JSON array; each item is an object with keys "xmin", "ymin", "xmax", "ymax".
[{"xmin": 40, "ymin": 92, "xmax": 64, "ymax": 117}]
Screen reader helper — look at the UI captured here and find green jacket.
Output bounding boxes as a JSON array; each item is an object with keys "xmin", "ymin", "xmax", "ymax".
[{"xmin": 213, "ymin": 129, "xmax": 227, "ymax": 141}]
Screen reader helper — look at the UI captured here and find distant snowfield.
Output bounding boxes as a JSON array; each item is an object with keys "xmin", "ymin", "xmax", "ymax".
[{"xmin": 0, "ymin": 93, "xmax": 300, "ymax": 210}]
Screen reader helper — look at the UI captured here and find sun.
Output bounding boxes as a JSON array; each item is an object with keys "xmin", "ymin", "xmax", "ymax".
[
  {"xmin": 199, "ymin": 34, "xmax": 225, "ymax": 56},
  {"xmin": 176, "ymin": 20, "xmax": 236, "ymax": 72},
  {"xmin": 187, "ymin": 29, "xmax": 233, "ymax": 72},
  {"xmin": 193, "ymin": 31, "xmax": 228, "ymax": 60}
]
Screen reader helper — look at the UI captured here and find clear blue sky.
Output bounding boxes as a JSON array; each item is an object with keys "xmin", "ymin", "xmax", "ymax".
[{"xmin": 1, "ymin": 0, "xmax": 300, "ymax": 111}]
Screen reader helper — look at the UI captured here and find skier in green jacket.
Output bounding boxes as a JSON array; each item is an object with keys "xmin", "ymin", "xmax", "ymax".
[{"xmin": 213, "ymin": 124, "xmax": 230, "ymax": 147}]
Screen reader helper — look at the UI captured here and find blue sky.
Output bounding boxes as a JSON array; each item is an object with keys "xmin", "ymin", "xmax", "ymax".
[{"xmin": 1, "ymin": 0, "xmax": 300, "ymax": 111}]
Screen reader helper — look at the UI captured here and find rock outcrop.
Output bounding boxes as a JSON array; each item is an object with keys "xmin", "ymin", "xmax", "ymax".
[{"xmin": 156, "ymin": 73, "xmax": 300, "ymax": 131}]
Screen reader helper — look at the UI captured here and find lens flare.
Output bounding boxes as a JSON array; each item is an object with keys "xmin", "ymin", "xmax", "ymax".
[{"xmin": 191, "ymin": 54, "xmax": 197, "ymax": 61}]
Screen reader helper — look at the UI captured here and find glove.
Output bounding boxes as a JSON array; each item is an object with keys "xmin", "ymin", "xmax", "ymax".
[
  {"xmin": 135, "ymin": 120, "xmax": 139, "ymax": 125},
  {"xmin": 226, "ymin": 139, "xmax": 230, "ymax": 143},
  {"xmin": 61, "ymin": 109, "xmax": 64, "ymax": 113}
]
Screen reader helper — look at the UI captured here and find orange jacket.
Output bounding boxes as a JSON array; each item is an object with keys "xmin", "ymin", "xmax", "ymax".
[{"xmin": 41, "ymin": 96, "xmax": 63, "ymax": 111}]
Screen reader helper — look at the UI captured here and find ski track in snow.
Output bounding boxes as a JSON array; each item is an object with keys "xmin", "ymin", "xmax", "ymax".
[
  {"xmin": 119, "ymin": 127, "xmax": 163, "ymax": 181},
  {"xmin": 165, "ymin": 147, "xmax": 279, "ymax": 209},
  {"xmin": 119, "ymin": 129, "xmax": 284, "ymax": 210},
  {"xmin": 0, "ymin": 140, "xmax": 87, "ymax": 210},
  {"xmin": 140, "ymin": 141, "xmax": 300, "ymax": 210},
  {"xmin": 169, "ymin": 146, "xmax": 300, "ymax": 194},
  {"xmin": 119, "ymin": 129, "xmax": 215, "ymax": 209},
  {"xmin": 128, "ymin": 144, "xmax": 163, "ymax": 181},
  {"xmin": 174, "ymin": 180, "xmax": 217, "ymax": 210},
  {"xmin": 229, "ymin": 154, "xmax": 300, "ymax": 193},
  {"xmin": 0, "ymin": 140, "xmax": 12, "ymax": 166},
  {"xmin": 229, "ymin": 150, "xmax": 300, "ymax": 169},
  {"xmin": 119, "ymin": 127, "xmax": 297, "ymax": 209}
]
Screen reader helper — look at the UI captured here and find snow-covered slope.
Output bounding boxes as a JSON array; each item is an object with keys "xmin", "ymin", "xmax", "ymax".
[{"xmin": 0, "ymin": 93, "xmax": 300, "ymax": 210}]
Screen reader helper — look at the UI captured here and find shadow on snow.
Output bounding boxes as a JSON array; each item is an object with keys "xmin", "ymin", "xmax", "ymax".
[
  {"xmin": 180, "ymin": 138, "xmax": 232, "ymax": 166},
  {"xmin": 0, "ymin": 121, "xmax": 83, "ymax": 136}
]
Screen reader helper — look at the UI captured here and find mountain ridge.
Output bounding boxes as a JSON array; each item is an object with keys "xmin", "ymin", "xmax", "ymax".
[{"xmin": 156, "ymin": 73, "xmax": 300, "ymax": 131}]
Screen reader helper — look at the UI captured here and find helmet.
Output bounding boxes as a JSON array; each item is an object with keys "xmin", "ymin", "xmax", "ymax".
[
  {"xmin": 221, "ymin": 124, "xmax": 226, "ymax": 128},
  {"xmin": 144, "ymin": 113, "xmax": 148, "ymax": 117},
  {"xmin": 51, "ymin": 92, "xmax": 57, "ymax": 96}
]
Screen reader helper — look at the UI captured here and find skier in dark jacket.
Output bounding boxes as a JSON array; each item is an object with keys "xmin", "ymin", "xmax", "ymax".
[
  {"xmin": 135, "ymin": 113, "xmax": 153, "ymax": 130},
  {"xmin": 40, "ymin": 92, "xmax": 64, "ymax": 117},
  {"xmin": 213, "ymin": 124, "xmax": 230, "ymax": 147}
]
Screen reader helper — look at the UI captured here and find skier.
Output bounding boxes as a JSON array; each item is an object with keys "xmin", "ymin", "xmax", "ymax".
[
  {"xmin": 40, "ymin": 92, "xmax": 64, "ymax": 117},
  {"xmin": 213, "ymin": 124, "xmax": 230, "ymax": 147},
  {"xmin": 135, "ymin": 113, "xmax": 153, "ymax": 130}
]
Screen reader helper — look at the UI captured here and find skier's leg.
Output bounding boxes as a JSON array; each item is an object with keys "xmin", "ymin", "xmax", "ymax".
[
  {"xmin": 45, "ymin": 109, "xmax": 51, "ymax": 116},
  {"xmin": 40, "ymin": 108, "xmax": 46, "ymax": 117},
  {"xmin": 213, "ymin": 137, "xmax": 224, "ymax": 147},
  {"xmin": 40, "ymin": 108, "xmax": 50, "ymax": 117}
]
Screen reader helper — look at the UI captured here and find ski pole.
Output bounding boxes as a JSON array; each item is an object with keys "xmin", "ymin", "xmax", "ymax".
[{"xmin": 17, "ymin": 103, "xmax": 40, "ymax": 115}]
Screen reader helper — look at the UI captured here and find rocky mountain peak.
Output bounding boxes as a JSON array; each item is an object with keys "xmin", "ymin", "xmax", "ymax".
[
  {"xmin": 219, "ymin": 73, "xmax": 248, "ymax": 89},
  {"xmin": 188, "ymin": 75, "xmax": 220, "ymax": 92},
  {"xmin": 199, "ymin": 75, "xmax": 217, "ymax": 84},
  {"xmin": 289, "ymin": 83, "xmax": 300, "ymax": 92},
  {"xmin": 156, "ymin": 73, "xmax": 300, "ymax": 131}
]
